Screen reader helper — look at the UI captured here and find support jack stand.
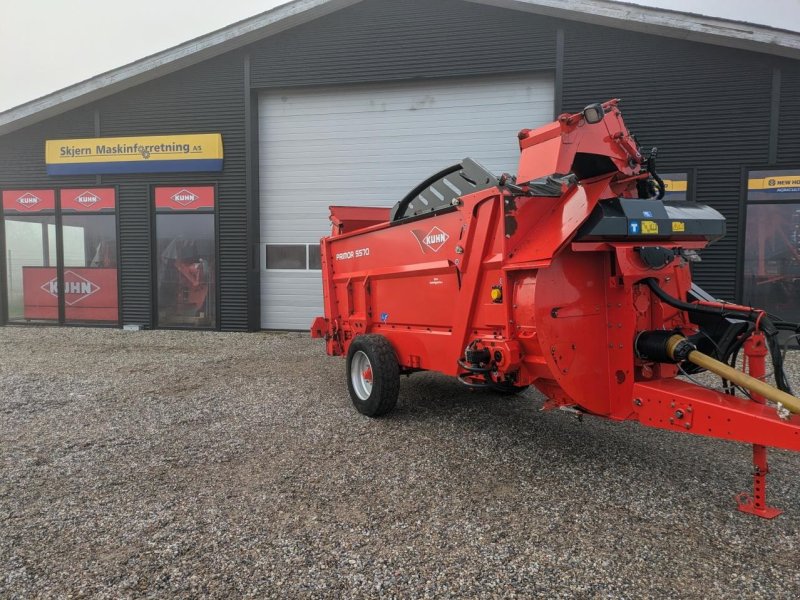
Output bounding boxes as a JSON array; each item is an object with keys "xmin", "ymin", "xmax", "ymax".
[
  {"xmin": 736, "ymin": 444, "xmax": 782, "ymax": 519},
  {"xmin": 735, "ymin": 333, "xmax": 783, "ymax": 519}
]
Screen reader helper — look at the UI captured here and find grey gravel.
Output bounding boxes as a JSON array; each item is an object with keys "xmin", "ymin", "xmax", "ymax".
[{"xmin": 2, "ymin": 327, "xmax": 800, "ymax": 599}]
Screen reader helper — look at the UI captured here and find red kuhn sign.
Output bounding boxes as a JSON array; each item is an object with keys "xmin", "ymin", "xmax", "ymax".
[
  {"xmin": 22, "ymin": 267, "xmax": 118, "ymax": 322},
  {"xmin": 60, "ymin": 188, "xmax": 116, "ymax": 212},
  {"xmin": 155, "ymin": 186, "xmax": 215, "ymax": 211},
  {"xmin": 2, "ymin": 189, "xmax": 56, "ymax": 213}
]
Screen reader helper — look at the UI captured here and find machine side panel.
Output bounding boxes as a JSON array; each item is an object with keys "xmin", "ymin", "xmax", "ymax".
[{"xmin": 322, "ymin": 189, "xmax": 505, "ymax": 374}]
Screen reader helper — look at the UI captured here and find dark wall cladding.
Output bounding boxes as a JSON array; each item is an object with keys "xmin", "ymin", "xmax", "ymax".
[
  {"xmin": 778, "ymin": 63, "xmax": 800, "ymax": 164},
  {"xmin": 561, "ymin": 22, "xmax": 775, "ymax": 301},
  {"xmin": 0, "ymin": 51, "xmax": 249, "ymax": 330},
  {"xmin": 0, "ymin": 108, "xmax": 97, "ymax": 188},
  {"xmin": 249, "ymin": 0, "xmax": 557, "ymax": 88},
  {"xmin": 0, "ymin": 108, "xmax": 99, "ymax": 324},
  {"xmin": 97, "ymin": 51, "xmax": 247, "ymax": 330}
]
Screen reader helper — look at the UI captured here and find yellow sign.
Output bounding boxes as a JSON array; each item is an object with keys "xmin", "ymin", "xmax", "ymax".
[
  {"xmin": 747, "ymin": 170, "xmax": 800, "ymax": 202},
  {"xmin": 662, "ymin": 179, "xmax": 688, "ymax": 193},
  {"xmin": 641, "ymin": 220, "xmax": 659, "ymax": 234},
  {"xmin": 46, "ymin": 133, "xmax": 223, "ymax": 175},
  {"xmin": 672, "ymin": 221, "xmax": 685, "ymax": 233},
  {"xmin": 660, "ymin": 172, "xmax": 689, "ymax": 200},
  {"xmin": 748, "ymin": 175, "xmax": 800, "ymax": 190}
]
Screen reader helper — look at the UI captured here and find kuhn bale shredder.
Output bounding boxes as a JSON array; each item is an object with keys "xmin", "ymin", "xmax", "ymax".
[{"xmin": 311, "ymin": 100, "xmax": 800, "ymax": 517}]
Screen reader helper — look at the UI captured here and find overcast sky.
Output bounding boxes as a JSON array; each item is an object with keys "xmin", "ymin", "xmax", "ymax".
[{"xmin": 1, "ymin": 0, "xmax": 797, "ymax": 113}]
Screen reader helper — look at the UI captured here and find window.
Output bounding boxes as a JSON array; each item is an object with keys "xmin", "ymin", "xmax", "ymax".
[
  {"xmin": 3, "ymin": 190, "xmax": 58, "ymax": 323},
  {"xmin": 308, "ymin": 244, "xmax": 322, "ymax": 270},
  {"xmin": 154, "ymin": 186, "xmax": 216, "ymax": 329},
  {"xmin": 265, "ymin": 243, "xmax": 322, "ymax": 270},
  {"xmin": 266, "ymin": 245, "xmax": 306, "ymax": 269},
  {"xmin": 743, "ymin": 170, "xmax": 800, "ymax": 338},
  {"xmin": 60, "ymin": 188, "xmax": 118, "ymax": 324},
  {"xmin": 2, "ymin": 188, "xmax": 119, "ymax": 325}
]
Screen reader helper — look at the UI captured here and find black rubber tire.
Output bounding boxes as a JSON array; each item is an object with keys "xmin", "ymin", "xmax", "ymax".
[{"xmin": 345, "ymin": 335, "xmax": 400, "ymax": 417}]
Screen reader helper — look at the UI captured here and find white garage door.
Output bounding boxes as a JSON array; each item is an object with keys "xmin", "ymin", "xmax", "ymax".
[{"xmin": 259, "ymin": 73, "xmax": 554, "ymax": 329}]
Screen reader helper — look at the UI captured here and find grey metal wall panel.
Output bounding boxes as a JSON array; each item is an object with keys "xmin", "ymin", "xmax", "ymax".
[
  {"xmin": 249, "ymin": 0, "xmax": 557, "ymax": 88},
  {"xmin": 96, "ymin": 52, "xmax": 249, "ymax": 330},
  {"xmin": 261, "ymin": 271, "xmax": 324, "ymax": 331},
  {"xmin": 258, "ymin": 73, "xmax": 554, "ymax": 329},
  {"xmin": 561, "ymin": 22, "xmax": 774, "ymax": 301}
]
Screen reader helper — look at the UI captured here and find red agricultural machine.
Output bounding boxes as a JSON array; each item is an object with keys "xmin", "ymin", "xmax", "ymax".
[{"xmin": 311, "ymin": 100, "xmax": 800, "ymax": 517}]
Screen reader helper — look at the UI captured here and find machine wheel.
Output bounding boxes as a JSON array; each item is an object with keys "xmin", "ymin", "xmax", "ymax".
[{"xmin": 346, "ymin": 335, "xmax": 400, "ymax": 417}]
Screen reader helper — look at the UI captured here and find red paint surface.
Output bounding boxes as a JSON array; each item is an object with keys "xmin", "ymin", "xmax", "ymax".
[
  {"xmin": 23, "ymin": 267, "xmax": 118, "ymax": 322},
  {"xmin": 312, "ymin": 99, "xmax": 800, "ymax": 465},
  {"xmin": 60, "ymin": 188, "xmax": 116, "ymax": 212},
  {"xmin": 2, "ymin": 189, "xmax": 56, "ymax": 213},
  {"xmin": 155, "ymin": 186, "xmax": 214, "ymax": 211}
]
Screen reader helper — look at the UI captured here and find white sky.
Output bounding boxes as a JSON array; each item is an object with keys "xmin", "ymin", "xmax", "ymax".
[{"xmin": 0, "ymin": 0, "xmax": 797, "ymax": 113}]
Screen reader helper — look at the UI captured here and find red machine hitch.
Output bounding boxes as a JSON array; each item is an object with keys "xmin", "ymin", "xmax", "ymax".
[{"xmin": 312, "ymin": 99, "xmax": 800, "ymax": 517}]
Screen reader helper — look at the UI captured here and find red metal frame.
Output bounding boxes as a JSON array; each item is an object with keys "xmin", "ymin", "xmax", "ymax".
[
  {"xmin": 311, "ymin": 100, "xmax": 800, "ymax": 516},
  {"xmin": 735, "ymin": 332, "xmax": 783, "ymax": 518}
]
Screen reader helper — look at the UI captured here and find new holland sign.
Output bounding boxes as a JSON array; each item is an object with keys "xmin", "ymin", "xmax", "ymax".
[{"xmin": 45, "ymin": 134, "xmax": 223, "ymax": 175}]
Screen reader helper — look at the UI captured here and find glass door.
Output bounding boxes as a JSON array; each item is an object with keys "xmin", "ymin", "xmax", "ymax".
[
  {"xmin": 60, "ymin": 188, "xmax": 119, "ymax": 325},
  {"xmin": 744, "ymin": 170, "xmax": 800, "ymax": 346},
  {"xmin": 2, "ymin": 190, "xmax": 58, "ymax": 323},
  {"xmin": 153, "ymin": 186, "xmax": 217, "ymax": 329},
  {"xmin": 1, "ymin": 188, "xmax": 119, "ymax": 325}
]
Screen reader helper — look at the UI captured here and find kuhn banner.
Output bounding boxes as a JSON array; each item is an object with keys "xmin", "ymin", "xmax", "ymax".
[
  {"xmin": 45, "ymin": 134, "xmax": 223, "ymax": 175},
  {"xmin": 154, "ymin": 186, "xmax": 215, "ymax": 211},
  {"xmin": 60, "ymin": 188, "xmax": 116, "ymax": 212},
  {"xmin": 2, "ymin": 189, "xmax": 56, "ymax": 213},
  {"xmin": 22, "ymin": 267, "xmax": 118, "ymax": 322}
]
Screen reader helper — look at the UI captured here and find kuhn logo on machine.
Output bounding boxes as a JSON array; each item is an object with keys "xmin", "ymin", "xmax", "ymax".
[
  {"xmin": 413, "ymin": 226, "xmax": 450, "ymax": 253},
  {"xmin": 16, "ymin": 193, "xmax": 41, "ymax": 209},
  {"xmin": 171, "ymin": 189, "xmax": 199, "ymax": 206},
  {"xmin": 74, "ymin": 191, "xmax": 100, "ymax": 207},
  {"xmin": 41, "ymin": 271, "xmax": 100, "ymax": 305}
]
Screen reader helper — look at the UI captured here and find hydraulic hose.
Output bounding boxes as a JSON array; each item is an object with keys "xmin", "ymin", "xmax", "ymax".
[
  {"xmin": 643, "ymin": 278, "xmax": 764, "ymax": 322},
  {"xmin": 643, "ymin": 278, "xmax": 795, "ymax": 394},
  {"xmin": 664, "ymin": 335, "xmax": 800, "ymax": 415}
]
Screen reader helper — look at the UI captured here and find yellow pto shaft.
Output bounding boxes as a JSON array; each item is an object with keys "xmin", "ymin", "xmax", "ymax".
[{"xmin": 666, "ymin": 335, "xmax": 800, "ymax": 415}]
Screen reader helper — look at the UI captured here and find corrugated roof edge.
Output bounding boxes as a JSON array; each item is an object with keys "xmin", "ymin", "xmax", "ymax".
[
  {"xmin": 469, "ymin": 0, "xmax": 800, "ymax": 57},
  {"xmin": 1, "ymin": 0, "xmax": 799, "ymax": 136},
  {"xmin": 0, "ymin": 0, "xmax": 362, "ymax": 136}
]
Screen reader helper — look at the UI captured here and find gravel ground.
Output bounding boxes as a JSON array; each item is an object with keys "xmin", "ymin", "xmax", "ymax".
[{"xmin": 2, "ymin": 327, "xmax": 800, "ymax": 599}]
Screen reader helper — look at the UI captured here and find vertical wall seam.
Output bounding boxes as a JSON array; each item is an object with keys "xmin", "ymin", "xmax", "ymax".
[
  {"xmin": 94, "ymin": 109, "xmax": 102, "ymax": 186},
  {"xmin": 554, "ymin": 28, "xmax": 564, "ymax": 118},
  {"xmin": 769, "ymin": 66, "xmax": 781, "ymax": 165}
]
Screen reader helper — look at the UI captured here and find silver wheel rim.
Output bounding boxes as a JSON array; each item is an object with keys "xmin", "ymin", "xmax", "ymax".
[{"xmin": 351, "ymin": 351, "xmax": 373, "ymax": 401}]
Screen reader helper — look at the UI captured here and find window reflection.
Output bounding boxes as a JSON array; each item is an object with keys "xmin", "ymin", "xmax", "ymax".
[
  {"xmin": 62, "ymin": 214, "xmax": 118, "ymax": 324},
  {"xmin": 156, "ymin": 213, "xmax": 216, "ymax": 328},
  {"xmin": 743, "ymin": 203, "xmax": 800, "ymax": 329},
  {"xmin": 4, "ymin": 215, "xmax": 57, "ymax": 322}
]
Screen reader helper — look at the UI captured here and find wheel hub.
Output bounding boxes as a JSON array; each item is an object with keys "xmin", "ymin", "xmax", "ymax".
[{"xmin": 351, "ymin": 350, "xmax": 373, "ymax": 400}]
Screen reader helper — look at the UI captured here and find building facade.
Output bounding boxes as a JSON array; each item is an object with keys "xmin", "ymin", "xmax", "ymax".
[{"xmin": 1, "ymin": 0, "xmax": 799, "ymax": 331}]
